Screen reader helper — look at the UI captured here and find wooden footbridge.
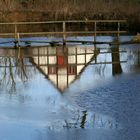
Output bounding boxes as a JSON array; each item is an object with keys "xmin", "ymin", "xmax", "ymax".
[{"xmin": 0, "ymin": 19, "xmax": 138, "ymax": 47}]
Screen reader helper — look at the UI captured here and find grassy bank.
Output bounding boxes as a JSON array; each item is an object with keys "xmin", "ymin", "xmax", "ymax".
[{"xmin": 0, "ymin": 0, "xmax": 140, "ymax": 31}]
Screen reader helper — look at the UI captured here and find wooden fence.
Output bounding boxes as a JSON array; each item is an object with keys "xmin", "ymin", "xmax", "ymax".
[{"xmin": 0, "ymin": 20, "xmax": 127, "ymax": 47}]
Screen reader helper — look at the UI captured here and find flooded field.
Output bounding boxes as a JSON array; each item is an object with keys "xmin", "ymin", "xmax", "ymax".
[{"xmin": 0, "ymin": 36, "xmax": 140, "ymax": 140}]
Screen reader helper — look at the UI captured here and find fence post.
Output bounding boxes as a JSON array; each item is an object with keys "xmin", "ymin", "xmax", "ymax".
[
  {"xmin": 63, "ymin": 21, "xmax": 66, "ymax": 45},
  {"xmin": 14, "ymin": 23, "xmax": 17, "ymax": 40},
  {"xmin": 94, "ymin": 21, "xmax": 97, "ymax": 63},
  {"xmin": 17, "ymin": 33, "xmax": 20, "ymax": 47},
  {"xmin": 94, "ymin": 21, "xmax": 97, "ymax": 43},
  {"xmin": 117, "ymin": 22, "xmax": 120, "ymax": 41},
  {"xmin": 14, "ymin": 23, "xmax": 20, "ymax": 48}
]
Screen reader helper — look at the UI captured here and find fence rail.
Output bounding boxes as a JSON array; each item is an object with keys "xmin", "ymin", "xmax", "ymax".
[{"xmin": 0, "ymin": 20, "xmax": 127, "ymax": 25}]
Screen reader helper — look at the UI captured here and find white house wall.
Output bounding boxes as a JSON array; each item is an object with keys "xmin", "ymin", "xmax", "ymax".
[{"xmin": 31, "ymin": 46, "xmax": 96, "ymax": 91}]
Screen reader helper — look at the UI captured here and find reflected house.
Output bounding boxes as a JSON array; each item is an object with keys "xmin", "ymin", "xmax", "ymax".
[{"xmin": 31, "ymin": 46, "xmax": 99, "ymax": 92}]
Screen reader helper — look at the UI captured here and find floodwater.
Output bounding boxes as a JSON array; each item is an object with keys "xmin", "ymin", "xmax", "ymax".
[{"xmin": 0, "ymin": 36, "xmax": 140, "ymax": 140}]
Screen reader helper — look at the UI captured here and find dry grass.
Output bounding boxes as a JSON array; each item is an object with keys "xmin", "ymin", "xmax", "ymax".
[{"xmin": 0, "ymin": 0, "xmax": 140, "ymax": 21}]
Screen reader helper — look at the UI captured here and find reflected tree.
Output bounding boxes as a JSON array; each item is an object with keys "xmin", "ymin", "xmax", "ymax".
[
  {"xmin": 129, "ymin": 48, "xmax": 140, "ymax": 71},
  {"xmin": 131, "ymin": 49, "xmax": 140, "ymax": 67},
  {"xmin": 49, "ymin": 109, "xmax": 119, "ymax": 130},
  {"xmin": 111, "ymin": 46, "xmax": 122, "ymax": 75},
  {"xmin": 0, "ymin": 50, "xmax": 33, "ymax": 93},
  {"xmin": 111, "ymin": 36, "xmax": 122, "ymax": 76},
  {"xmin": 0, "ymin": 57, "xmax": 16, "ymax": 92},
  {"xmin": 80, "ymin": 111, "xmax": 87, "ymax": 128}
]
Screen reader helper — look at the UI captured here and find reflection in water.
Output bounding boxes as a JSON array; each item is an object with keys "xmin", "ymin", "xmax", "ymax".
[
  {"xmin": 0, "ymin": 45, "xmax": 129, "ymax": 93},
  {"xmin": 0, "ymin": 33, "xmax": 140, "ymax": 140},
  {"xmin": 0, "ymin": 44, "xmax": 140, "ymax": 139},
  {"xmin": 0, "ymin": 51, "xmax": 31, "ymax": 92},
  {"xmin": 0, "ymin": 46, "xmax": 126, "ymax": 128},
  {"xmin": 127, "ymin": 48, "xmax": 140, "ymax": 71},
  {"xmin": 45, "ymin": 109, "xmax": 120, "ymax": 131},
  {"xmin": 30, "ymin": 46, "xmax": 99, "ymax": 92},
  {"xmin": 111, "ymin": 47, "xmax": 122, "ymax": 75},
  {"xmin": 0, "ymin": 46, "xmax": 120, "ymax": 131}
]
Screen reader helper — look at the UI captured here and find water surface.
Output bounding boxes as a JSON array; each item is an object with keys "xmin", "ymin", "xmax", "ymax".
[{"xmin": 0, "ymin": 36, "xmax": 140, "ymax": 140}]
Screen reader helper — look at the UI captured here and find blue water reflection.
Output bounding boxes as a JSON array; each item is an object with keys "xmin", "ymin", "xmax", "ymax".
[{"xmin": 0, "ymin": 36, "xmax": 140, "ymax": 140}]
